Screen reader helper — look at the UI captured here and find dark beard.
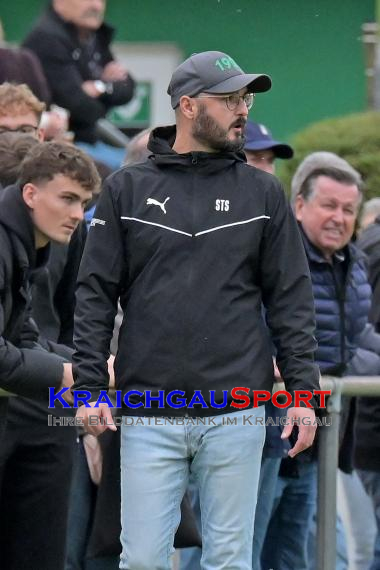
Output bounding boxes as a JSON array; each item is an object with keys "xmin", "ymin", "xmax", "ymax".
[{"xmin": 192, "ymin": 103, "xmax": 246, "ymax": 152}]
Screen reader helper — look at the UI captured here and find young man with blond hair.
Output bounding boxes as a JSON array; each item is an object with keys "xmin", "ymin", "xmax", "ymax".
[{"xmin": 0, "ymin": 82, "xmax": 45, "ymax": 139}]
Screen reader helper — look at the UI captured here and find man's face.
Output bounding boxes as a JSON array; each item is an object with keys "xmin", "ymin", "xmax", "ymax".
[
  {"xmin": 0, "ymin": 111, "xmax": 43, "ymax": 140},
  {"xmin": 23, "ymin": 174, "xmax": 93, "ymax": 248},
  {"xmin": 191, "ymin": 89, "xmax": 249, "ymax": 153},
  {"xmin": 295, "ymin": 175, "xmax": 361, "ymax": 260},
  {"xmin": 245, "ymin": 149, "xmax": 276, "ymax": 174},
  {"xmin": 54, "ymin": 0, "xmax": 105, "ymax": 30}
]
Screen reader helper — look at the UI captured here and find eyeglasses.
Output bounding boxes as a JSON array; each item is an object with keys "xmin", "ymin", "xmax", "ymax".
[
  {"xmin": 194, "ymin": 92, "xmax": 255, "ymax": 111},
  {"xmin": 0, "ymin": 125, "xmax": 38, "ymax": 135}
]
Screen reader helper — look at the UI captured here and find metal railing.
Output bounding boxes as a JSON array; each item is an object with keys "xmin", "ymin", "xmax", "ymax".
[
  {"xmin": 316, "ymin": 376, "xmax": 380, "ymax": 570},
  {"xmin": 1, "ymin": 376, "xmax": 379, "ymax": 569},
  {"xmin": 274, "ymin": 376, "xmax": 380, "ymax": 570}
]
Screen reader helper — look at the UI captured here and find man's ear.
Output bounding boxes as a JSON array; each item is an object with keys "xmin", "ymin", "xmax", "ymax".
[
  {"xmin": 22, "ymin": 183, "xmax": 38, "ymax": 209},
  {"xmin": 294, "ymin": 194, "xmax": 304, "ymax": 222},
  {"xmin": 178, "ymin": 96, "xmax": 198, "ymax": 120},
  {"xmin": 37, "ymin": 127, "xmax": 45, "ymax": 142}
]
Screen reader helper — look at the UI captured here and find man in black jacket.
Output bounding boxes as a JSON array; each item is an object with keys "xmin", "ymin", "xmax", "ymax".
[
  {"xmin": 74, "ymin": 50, "xmax": 320, "ymax": 570},
  {"xmin": 23, "ymin": 0, "xmax": 135, "ymax": 168},
  {"xmin": 355, "ymin": 211, "xmax": 380, "ymax": 570},
  {"xmin": 0, "ymin": 141, "xmax": 99, "ymax": 570},
  {"xmin": 0, "ymin": 141, "xmax": 97, "ymax": 402}
]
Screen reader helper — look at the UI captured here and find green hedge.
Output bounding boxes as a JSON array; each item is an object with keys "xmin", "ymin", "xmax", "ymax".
[{"xmin": 278, "ymin": 111, "xmax": 380, "ymax": 200}]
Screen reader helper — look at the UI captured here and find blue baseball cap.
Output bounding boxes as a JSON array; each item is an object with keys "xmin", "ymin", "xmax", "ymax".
[{"xmin": 244, "ymin": 121, "xmax": 293, "ymax": 159}]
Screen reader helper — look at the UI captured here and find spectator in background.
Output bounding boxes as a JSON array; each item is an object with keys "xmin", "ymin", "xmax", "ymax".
[
  {"xmin": 357, "ymin": 201, "xmax": 380, "ymax": 331},
  {"xmin": 0, "ymin": 142, "xmax": 99, "ymax": 570},
  {"xmin": 0, "ymin": 82, "xmax": 87, "ymax": 345},
  {"xmin": 0, "ymin": 133, "xmax": 39, "ymax": 189},
  {"xmin": 23, "ymin": 0, "xmax": 136, "ymax": 170},
  {"xmin": 0, "ymin": 94, "xmax": 101, "ymax": 570},
  {"xmin": 358, "ymin": 197, "xmax": 380, "ymax": 233},
  {"xmin": 261, "ymin": 152, "xmax": 379, "ymax": 570},
  {"xmin": 0, "ymin": 16, "xmax": 73, "ymax": 142},
  {"xmin": 0, "ymin": 41, "xmax": 51, "ymax": 105},
  {"xmin": 0, "ymin": 82, "xmax": 45, "ymax": 140},
  {"xmin": 123, "ymin": 128, "xmax": 151, "ymax": 166},
  {"xmin": 244, "ymin": 120, "xmax": 293, "ymax": 174},
  {"xmin": 355, "ymin": 199, "xmax": 380, "ymax": 570}
]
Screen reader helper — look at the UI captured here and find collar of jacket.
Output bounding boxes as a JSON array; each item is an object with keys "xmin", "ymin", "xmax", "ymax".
[
  {"xmin": 0, "ymin": 184, "xmax": 50, "ymax": 272},
  {"xmin": 46, "ymin": 4, "xmax": 114, "ymax": 46},
  {"xmin": 298, "ymin": 222, "xmax": 358, "ymax": 266},
  {"xmin": 147, "ymin": 125, "xmax": 247, "ymax": 172}
]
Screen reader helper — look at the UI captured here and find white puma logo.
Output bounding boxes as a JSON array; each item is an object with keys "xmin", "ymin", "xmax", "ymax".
[
  {"xmin": 146, "ymin": 197, "xmax": 170, "ymax": 214},
  {"xmin": 90, "ymin": 218, "xmax": 106, "ymax": 227}
]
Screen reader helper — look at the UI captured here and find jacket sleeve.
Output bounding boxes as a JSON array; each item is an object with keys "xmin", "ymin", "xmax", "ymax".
[
  {"xmin": 101, "ymin": 75, "xmax": 136, "ymax": 108},
  {"xmin": 357, "ymin": 322, "xmax": 380, "ymax": 355},
  {"xmin": 0, "ymin": 263, "xmax": 64, "ymax": 399},
  {"xmin": 259, "ymin": 182, "xmax": 320, "ymax": 407},
  {"xmin": 55, "ymin": 221, "xmax": 88, "ymax": 347},
  {"xmin": 72, "ymin": 177, "xmax": 127, "ymax": 400},
  {"xmin": 97, "ymin": 44, "xmax": 136, "ymax": 107},
  {"xmin": 23, "ymin": 30, "xmax": 107, "ymax": 125}
]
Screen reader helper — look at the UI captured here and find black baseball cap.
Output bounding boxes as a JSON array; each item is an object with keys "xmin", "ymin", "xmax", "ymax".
[
  {"xmin": 244, "ymin": 121, "xmax": 293, "ymax": 159},
  {"xmin": 168, "ymin": 51, "xmax": 272, "ymax": 109}
]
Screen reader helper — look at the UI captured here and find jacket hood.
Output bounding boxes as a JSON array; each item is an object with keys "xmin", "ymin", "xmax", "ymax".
[
  {"xmin": 0, "ymin": 184, "xmax": 48, "ymax": 268},
  {"xmin": 147, "ymin": 125, "xmax": 247, "ymax": 170}
]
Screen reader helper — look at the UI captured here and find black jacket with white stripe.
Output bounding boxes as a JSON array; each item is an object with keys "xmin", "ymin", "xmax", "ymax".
[{"xmin": 73, "ymin": 126, "xmax": 320, "ymax": 415}]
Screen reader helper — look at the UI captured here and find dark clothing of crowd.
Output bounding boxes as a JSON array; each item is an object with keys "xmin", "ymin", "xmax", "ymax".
[{"xmin": 23, "ymin": 4, "xmax": 135, "ymax": 143}]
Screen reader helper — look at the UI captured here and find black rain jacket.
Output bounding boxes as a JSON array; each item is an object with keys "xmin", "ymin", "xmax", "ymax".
[
  {"xmin": 73, "ymin": 126, "xmax": 320, "ymax": 415},
  {"xmin": 0, "ymin": 184, "xmax": 65, "ymax": 400}
]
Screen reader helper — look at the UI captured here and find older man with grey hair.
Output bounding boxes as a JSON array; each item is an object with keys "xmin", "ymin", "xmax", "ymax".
[
  {"xmin": 262, "ymin": 151, "xmax": 380, "ymax": 570},
  {"xmin": 290, "ymin": 151, "xmax": 363, "ymax": 204}
]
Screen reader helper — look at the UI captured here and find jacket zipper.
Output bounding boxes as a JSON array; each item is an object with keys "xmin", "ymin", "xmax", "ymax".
[{"xmin": 331, "ymin": 258, "xmax": 353, "ymax": 373}]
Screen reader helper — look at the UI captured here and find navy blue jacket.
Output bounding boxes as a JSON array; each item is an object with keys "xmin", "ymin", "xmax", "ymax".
[
  {"xmin": 264, "ymin": 228, "xmax": 372, "ymax": 462},
  {"xmin": 301, "ymin": 229, "xmax": 371, "ymax": 375}
]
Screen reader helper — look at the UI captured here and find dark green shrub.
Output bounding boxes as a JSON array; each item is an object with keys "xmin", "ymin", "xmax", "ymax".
[{"xmin": 278, "ymin": 111, "xmax": 380, "ymax": 200}]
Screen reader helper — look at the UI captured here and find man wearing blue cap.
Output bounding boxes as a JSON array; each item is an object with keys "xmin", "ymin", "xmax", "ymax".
[
  {"xmin": 244, "ymin": 121, "xmax": 294, "ymax": 175},
  {"xmin": 73, "ymin": 50, "xmax": 319, "ymax": 569}
]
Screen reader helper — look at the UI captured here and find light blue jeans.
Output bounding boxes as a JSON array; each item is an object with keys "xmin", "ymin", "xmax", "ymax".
[
  {"xmin": 120, "ymin": 408, "xmax": 265, "ymax": 570},
  {"xmin": 179, "ymin": 474, "xmax": 202, "ymax": 570}
]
